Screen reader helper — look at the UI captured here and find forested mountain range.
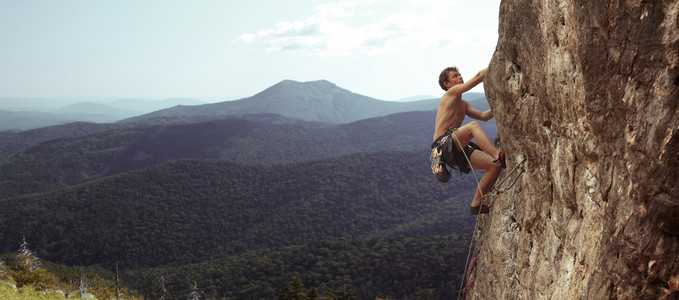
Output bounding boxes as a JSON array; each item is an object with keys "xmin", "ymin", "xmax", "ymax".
[{"xmin": 0, "ymin": 80, "xmax": 496, "ymax": 299}]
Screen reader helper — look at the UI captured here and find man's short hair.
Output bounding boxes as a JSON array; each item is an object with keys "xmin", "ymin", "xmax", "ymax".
[{"xmin": 438, "ymin": 66, "xmax": 459, "ymax": 91}]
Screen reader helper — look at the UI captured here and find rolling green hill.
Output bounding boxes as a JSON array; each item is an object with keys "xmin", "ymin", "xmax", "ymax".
[{"xmin": 0, "ymin": 150, "xmax": 478, "ymax": 269}]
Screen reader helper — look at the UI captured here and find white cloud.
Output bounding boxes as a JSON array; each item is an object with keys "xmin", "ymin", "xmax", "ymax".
[{"xmin": 236, "ymin": 0, "xmax": 494, "ymax": 57}]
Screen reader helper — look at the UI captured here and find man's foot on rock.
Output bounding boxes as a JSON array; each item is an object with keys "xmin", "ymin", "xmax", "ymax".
[
  {"xmin": 493, "ymin": 151, "xmax": 506, "ymax": 169},
  {"xmin": 470, "ymin": 204, "xmax": 490, "ymax": 215}
]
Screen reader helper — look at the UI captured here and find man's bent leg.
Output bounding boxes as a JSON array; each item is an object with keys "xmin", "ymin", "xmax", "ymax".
[
  {"xmin": 468, "ymin": 151, "xmax": 501, "ymax": 207},
  {"xmin": 453, "ymin": 121, "xmax": 500, "ymax": 159}
]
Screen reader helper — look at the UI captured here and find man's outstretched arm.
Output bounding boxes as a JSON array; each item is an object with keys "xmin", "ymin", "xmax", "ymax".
[{"xmin": 447, "ymin": 68, "xmax": 487, "ymax": 95}]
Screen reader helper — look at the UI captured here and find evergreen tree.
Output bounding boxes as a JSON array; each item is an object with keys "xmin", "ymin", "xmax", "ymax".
[{"xmin": 277, "ymin": 276, "xmax": 309, "ymax": 300}]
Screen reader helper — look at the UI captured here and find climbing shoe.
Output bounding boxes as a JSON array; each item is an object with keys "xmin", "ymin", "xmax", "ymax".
[
  {"xmin": 469, "ymin": 204, "xmax": 490, "ymax": 215},
  {"xmin": 494, "ymin": 151, "xmax": 506, "ymax": 169},
  {"xmin": 431, "ymin": 148, "xmax": 451, "ymax": 183}
]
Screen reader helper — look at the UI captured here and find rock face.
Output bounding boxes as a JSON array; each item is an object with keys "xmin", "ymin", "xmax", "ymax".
[{"xmin": 472, "ymin": 0, "xmax": 679, "ymax": 299}]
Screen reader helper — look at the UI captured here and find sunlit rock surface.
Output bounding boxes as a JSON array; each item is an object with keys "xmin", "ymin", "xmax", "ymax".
[{"xmin": 471, "ymin": 0, "xmax": 679, "ymax": 298}]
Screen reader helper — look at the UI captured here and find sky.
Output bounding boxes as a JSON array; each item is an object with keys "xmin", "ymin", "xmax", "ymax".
[{"xmin": 0, "ymin": 0, "xmax": 502, "ymax": 102}]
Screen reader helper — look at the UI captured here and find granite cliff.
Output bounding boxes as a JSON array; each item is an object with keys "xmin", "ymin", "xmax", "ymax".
[{"xmin": 470, "ymin": 0, "xmax": 679, "ymax": 299}]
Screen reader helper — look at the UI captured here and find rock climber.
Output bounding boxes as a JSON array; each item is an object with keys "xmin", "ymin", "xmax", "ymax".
[{"xmin": 430, "ymin": 66, "xmax": 505, "ymax": 215}]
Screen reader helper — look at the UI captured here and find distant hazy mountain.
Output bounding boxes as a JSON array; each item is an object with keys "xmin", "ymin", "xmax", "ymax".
[
  {"xmin": 0, "ymin": 98, "xmax": 209, "ymax": 132},
  {"xmin": 0, "ymin": 98, "xmax": 81, "ymax": 112},
  {"xmin": 0, "ymin": 108, "xmax": 126, "ymax": 131},
  {"xmin": 396, "ymin": 95, "xmax": 438, "ymax": 102},
  {"xmin": 58, "ymin": 102, "xmax": 145, "ymax": 119},
  {"xmin": 396, "ymin": 92, "xmax": 485, "ymax": 102},
  {"xmin": 104, "ymin": 97, "xmax": 205, "ymax": 112},
  {"xmin": 0, "ymin": 97, "xmax": 206, "ymax": 113},
  {"xmin": 0, "ymin": 110, "xmax": 79, "ymax": 131},
  {"xmin": 122, "ymin": 80, "xmax": 441, "ymax": 124},
  {"xmin": 464, "ymin": 92, "xmax": 486, "ymax": 101}
]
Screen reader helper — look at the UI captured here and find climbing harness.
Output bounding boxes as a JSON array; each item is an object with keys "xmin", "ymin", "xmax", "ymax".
[{"xmin": 449, "ymin": 127, "xmax": 527, "ymax": 300}]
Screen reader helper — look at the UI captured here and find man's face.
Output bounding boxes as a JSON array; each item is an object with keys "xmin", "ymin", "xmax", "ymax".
[{"xmin": 447, "ymin": 71, "xmax": 463, "ymax": 86}]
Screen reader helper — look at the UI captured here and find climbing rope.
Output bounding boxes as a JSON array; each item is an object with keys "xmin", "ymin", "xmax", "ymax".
[
  {"xmin": 450, "ymin": 127, "xmax": 485, "ymax": 205},
  {"xmin": 450, "ymin": 127, "xmax": 485, "ymax": 300},
  {"xmin": 449, "ymin": 127, "xmax": 527, "ymax": 300}
]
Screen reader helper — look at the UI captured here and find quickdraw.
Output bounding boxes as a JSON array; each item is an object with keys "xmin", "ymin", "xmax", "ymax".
[
  {"xmin": 489, "ymin": 156, "xmax": 527, "ymax": 196},
  {"xmin": 430, "ymin": 147, "xmax": 444, "ymax": 174}
]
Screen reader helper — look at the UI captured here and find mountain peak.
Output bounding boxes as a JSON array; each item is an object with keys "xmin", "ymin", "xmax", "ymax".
[
  {"xmin": 260, "ymin": 79, "xmax": 344, "ymax": 96},
  {"xmin": 277, "ymin": 79, "xmax": 336, "ymax": 86},
  {"xmin": 122, "ymin": 78, "xmax": 441, "ymax": 124}
]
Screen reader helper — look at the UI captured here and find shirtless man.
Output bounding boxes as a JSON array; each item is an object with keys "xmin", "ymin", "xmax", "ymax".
[{"xmin": 430, "ymin": 66, "xmax": 505, "ymax": 215}]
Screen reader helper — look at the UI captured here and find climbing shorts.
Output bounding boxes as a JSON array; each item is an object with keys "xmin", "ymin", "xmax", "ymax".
[{"xmin": 430, "ymin": 131, "xmax": 481, "ymax": 180}]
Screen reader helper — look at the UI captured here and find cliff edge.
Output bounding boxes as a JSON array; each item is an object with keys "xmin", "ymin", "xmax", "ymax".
[{"xmin": 472, "ymin": 0, "xmax": 679, "ymax": 299}]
